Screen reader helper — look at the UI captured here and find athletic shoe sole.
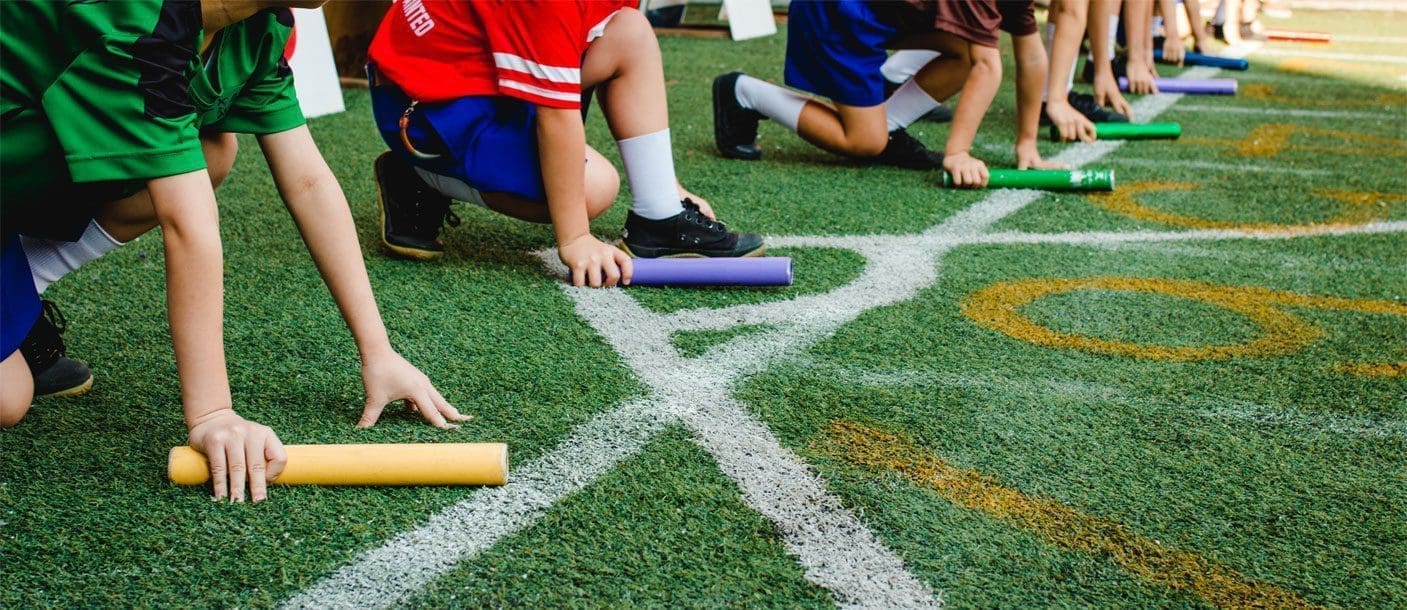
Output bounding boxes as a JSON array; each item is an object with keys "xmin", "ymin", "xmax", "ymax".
[
  {"xmin": 39, "ymin": 375, "xmax": 93, "ymax": 399},
  {"xmin": 375, "ymin": 155, "xmax": 445, "ymax": 261}
]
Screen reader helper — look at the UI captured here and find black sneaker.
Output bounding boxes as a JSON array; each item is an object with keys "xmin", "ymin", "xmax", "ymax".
[
  {"xmin": 1213, "ymin": 22, "xmax": 1267, "ymax": 43},
  {"xmin": 620, "ymin": 199, "xmax": 765, "ymax": 258},
  {"xmin": 712, "ymin": 72, "xmax": 764, "ymax": 161},
  {"xmin": 374, "ymin": 152, "xmax": 460, "ymax": 260},
  {"xmin": 1041, "ymin": 91, "xmax": 1129, "ymax": 125},
  {"xmin": 20, "ymin": 300, "xmax": 93, "ymax": 398},
  {"xmin": 871, "ymin": 128, "xmax": 943, "ymax": 170}
]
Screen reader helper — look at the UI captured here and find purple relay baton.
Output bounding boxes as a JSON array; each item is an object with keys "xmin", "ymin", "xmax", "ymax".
[
  {"xmin": 622, "ymin": 257, "xmax": 793, "ymax": 287},
  {"xmin": 1118, "ymin": 77, "xmax": 1238, "ymax": 95}
]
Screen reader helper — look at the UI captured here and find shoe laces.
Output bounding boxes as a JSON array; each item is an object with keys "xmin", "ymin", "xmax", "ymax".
[{"xmin": 681, "ymin": 199, "xmax": 727, "ymax": 233}]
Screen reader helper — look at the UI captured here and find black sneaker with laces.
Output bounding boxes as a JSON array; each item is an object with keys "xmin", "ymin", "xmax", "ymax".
[
  {"xmin": 1079, "ymin": 55, "xmax": 1127, "ymax": 83},
  {"xmin": 374, "ymin": 152, "xmax": 461, "ymax": 260},
  {"xmin": 620, "ymin": 199, "xmax": 765, "ymax": 258},
  {"xmin": 20, "ymin": 300, "xmax": 93, "ymax": 398},
  {"xmin": 871, "ymin": 128, "xmax": 943, "ymax": 171},
  {"xmin": 1040, "ymin": 91, "xmax": 1129, "ymax": 126},
  {"xmin": 712, "ymin": 72, "xmax": 764, "ymax": 161}
]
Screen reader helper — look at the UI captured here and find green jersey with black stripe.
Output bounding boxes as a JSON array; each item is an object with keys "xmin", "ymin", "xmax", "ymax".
[{"xmin": 1, "ymin": 1, "xmax": 305, "ymax": 241}]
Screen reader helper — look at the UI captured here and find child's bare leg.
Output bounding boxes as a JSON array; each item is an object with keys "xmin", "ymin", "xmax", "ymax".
[
  {"xmin": 482, "ymin": 146, "xmax": 620, "ymax": 223},
  {"xmin": 578, "ymin": 8, "xmax": 686, "ymax": 221},
  {"xmin": 99, "ymin": 132, "xmax": 239, "ymax": 242},
  {"xmin": 22, "ymin": 133, "xmax": 237, "ymax": 294},
  {"xmin": 794, "ymin": 103, "xmax": 889, "ymax": 157},
  {"xmin": 0, "ymin": 351, "xmax": 34, "ymax": 427}
]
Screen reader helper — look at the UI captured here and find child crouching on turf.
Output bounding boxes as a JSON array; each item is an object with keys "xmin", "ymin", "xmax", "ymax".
[
  {"xmin": 367, "ymin": 0, "xmax": 763, "ymax": 288},
  {"xmin": 713, "ymin": 0, "xmax": 1008, "ymax": 186},
  {"xmin": 2, "ymin": 0, "xmax": 463, "ymax": 503}
]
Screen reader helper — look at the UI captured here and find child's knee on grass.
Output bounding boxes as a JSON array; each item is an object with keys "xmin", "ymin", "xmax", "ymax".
[
  {"xmin": 0, "ymin": 351, "xmax": 34, "ymax": 428},
  {"xmin": 585, "ymin": 148, "xmax": 621, "ymax": 220},
  {"xmin": 97, "ymin": 132, "xmax": 239, "ymax": 243}
]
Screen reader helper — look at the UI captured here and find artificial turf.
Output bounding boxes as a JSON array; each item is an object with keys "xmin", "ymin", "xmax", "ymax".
[{"xmin": 2, "ymin": 5, "xmax": 1404, "ymax": 608}]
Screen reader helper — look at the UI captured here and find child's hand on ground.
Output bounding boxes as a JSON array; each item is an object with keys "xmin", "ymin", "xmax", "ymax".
[
  {"xmin": 357, "ymin": 351, "xmax": 469, "ymax": 429},
  {"xmin": 187, "ymin": 409, "xmax": 287, "ymax": 503},
  {"xmin": 1162, "ymin": 36, "xmax": 1186, "ymax": 66},
  {"xmin": 1044, "ymin": 101, "xmax": 1097, "ymax": 143},
  {"xmin": 943, "ymin": 152, "xmax": 989, "ymax": 188},
  {"xmin": 560, "ymin": 233, "xmax": 633, "ymax": 288},
  {"xmin": 678, "ymin": 184, "xmax": 716, "ymax": 220},
  {"xmin": 1094, "ymin": 71, "xmax": 1134, "ymax": 119},
  {"xmin": 1016, "ymin": 141, "xmax": 1068, "ymax": 170},
  {"xmin": 1125, "ymin": 59, "xmax": 1159, "ymax": 94}
]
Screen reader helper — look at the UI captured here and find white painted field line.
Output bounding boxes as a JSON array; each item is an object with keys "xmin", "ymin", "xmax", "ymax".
[
  {"xmin": 967, "ymin": 220, "xmax": 1407, "ymax": 248},
  {"xmin": 1200, "ymin": 402, "xmax": 1407, "ymax": 439},
  {"xmin": 1112, "ymin": 157, "xmax": 1332, "ymax": 175},
  {"xmin": 1171, "ymin": 104, "xmax": 1403, "ymax": 120},
  {"xmin": 282, "ymin": 63, "xmax": 1214, "ymax": 610},
  {"xmin": 281, "ymin": 398, "xmax": 674, "ymax": 610},
  {"xmin": 1252, "ymin": 47, "xmax": 1407, "ymax": 64}
]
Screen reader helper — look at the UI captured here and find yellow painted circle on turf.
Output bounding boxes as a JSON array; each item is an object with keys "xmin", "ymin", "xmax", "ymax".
[
  {"xmin": 961, "ymin": 277, "xmax": 1324, "ymax": 361},
  {"xmin": 1089, "ymin": 183, "xmax": 1405, "ymax": 233}
]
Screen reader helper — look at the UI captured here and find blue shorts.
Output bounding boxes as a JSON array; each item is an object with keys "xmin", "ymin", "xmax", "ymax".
[
  {"xmin": 1, "ymin": 237, "xmax": 41, "ymax": 359},
  {"xmin": 784, "ymin": 0, "xmax": 901, "ymax": 107},
  {"xmin": 370, "ymin": 71, "xmax": 547, "ymax": 204}
]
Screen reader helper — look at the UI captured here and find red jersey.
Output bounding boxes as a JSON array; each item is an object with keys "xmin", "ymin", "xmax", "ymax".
[{"xmin": 368, "ymin": 0, "xmax": 629, "ymax": 109}]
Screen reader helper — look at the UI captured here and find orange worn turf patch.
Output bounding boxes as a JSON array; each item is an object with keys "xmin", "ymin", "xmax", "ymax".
[
  {"xmin": 1240, "ymin": 83, "xmax": 1407, "ymax": 108},
  {"xmin": 1335, "ymin": 362, "xmax": 1407, "ymax": 378},
  {"xmin": 961, "ymin": 277, "xmax": 1407, "ymax": 373},
  {"xmin": 1184, "ymin": 123, "xmax": 1407, "ymax": 158},
  {"xmin": 819, "ymin": 420, "xmax": 1321, "ymax": 609},
  {"xmin": 1088, "ymin": 183, "xmax": 1406, "ymax": 233}
]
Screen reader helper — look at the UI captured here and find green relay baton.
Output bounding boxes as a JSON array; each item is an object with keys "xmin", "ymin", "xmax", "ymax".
[
  {"xmin": 941, "ymin": 169, "xmax": 1115, "ymax": 191},
  {"xmin": 1049, "ymin": 122, "xmax": 1183, "ymax": 142}
]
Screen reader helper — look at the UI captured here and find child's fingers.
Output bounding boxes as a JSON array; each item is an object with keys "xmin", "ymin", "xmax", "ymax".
[
  {"xmin": 356, "ymin": 398, "xmax": 387, "ymax": 429},
  {"xmin": 602, "ymin": 257, "xmax": 621, "ymax": 288},
  {"xmin": 431, "ymin": 388, "xmax": 470, "ymax": 422},
  {"xmin": 265, "ymin": 434, "xmax": 287, "ymax": 482},
  {"xmin": 227, "ymin": 443, "xmax": 247, "ymax": 503},
  {"xmin": 571, "ymin": 266, "xmax": 586, "ymax": 288},
  {"xmin": 587, "ymin": 264, "xmax": 603, "ymax": 288},
  {"xmin": 247, "ymin": 433, "xmax": 269, "ymax": 502},
  {"xmin": 1080, "ymin": 122, "xmax": 1097, "ymax": 142},
  {"xmin": 414, "ymin": 393, "xmax": 456, "ymax": 429},
  {"xmin": 207, "ymin": 443, "xmax": 229, "ymax": 501},
  {"xmin": 615, "ymin": 249, "xmax": 633, "ymax": 286}
]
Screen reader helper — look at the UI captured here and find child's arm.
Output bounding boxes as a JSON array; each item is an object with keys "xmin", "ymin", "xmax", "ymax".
[
  {"xmin": 1091, "ymin": 0, "xmax": 1135, "ymax": 117},
  {"xmin": 1158, "ymin": 0, "xmax": 1186, "ymax": 65},
  {"xmin": 1043, "ymin": 0, "xmax": 1100, "ymax": 144},
  {"xmin": 943, "ymin": 44, "xmax": 1002, "ymax": 187},
  {"xmin": 1013, "ymin": 33, "xmax": 1070, "ymax": 167},
  {"xmin": 148, "ymin": 169, "xmax": 287, "ymax": 503},
  {"xmin": 538, "ymin": 107, "xmax": 633, "ymax": 288},
  {"xmin": 255, "ymin": 126, "xmax": 468, "ymax": 429},
  {"xmin": 1123, "ymin": 0, "xmax": 1160, "ymax": 94},
  {"xmin": 1183, "ymin": 0, "xmax": 1212, "ymax": 52}
]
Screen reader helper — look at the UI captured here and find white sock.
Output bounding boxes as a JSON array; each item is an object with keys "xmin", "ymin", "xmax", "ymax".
[
  {"xmin": 617, "ymin": 129, "xmax": 683, "ymax": 220},
  {"xmin": 734, "ymin": 75, "xmax": 807, "ymax": 132},
  {"xmin": 881, "ymin": 50, "xmax": 941, "ymax": 85},
  {"xmin": 1213, "ymin": 0, "xmax": 1227, "ymax": 25},
  {"xmin": 1109, "ymin": 15, "xmax": 1120, "ymax": 57},
  {"xmin": 412, "ymin": 167, "xmax": 489, "ymax": 209},
  {"xmin": 21, "ymin": 220, "xmax": 125, "ymax": 293},
  {"xmin": 883, "ymin": 79, "xmax": 940, "ymax": 131}
]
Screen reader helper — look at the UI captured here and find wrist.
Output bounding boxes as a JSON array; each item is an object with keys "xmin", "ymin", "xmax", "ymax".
[
  {"xmin": 185, "ymin": 406, "xmax": 237, "ymax": 431},
  {"xmin": 358, "ymin": 339, "xmax": 397, "ymax": 363}
]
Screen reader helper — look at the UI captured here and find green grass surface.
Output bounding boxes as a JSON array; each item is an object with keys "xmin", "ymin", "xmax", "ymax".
[{"xmin": 3, "ymin": 7, "xmax": 1404, "ymax": 608}]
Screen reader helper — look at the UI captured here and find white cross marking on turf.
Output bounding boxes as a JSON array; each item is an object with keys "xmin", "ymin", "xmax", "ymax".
[{"xmin": 283, "ymin": 67, "xmax": 1407, "ymax": 609}]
